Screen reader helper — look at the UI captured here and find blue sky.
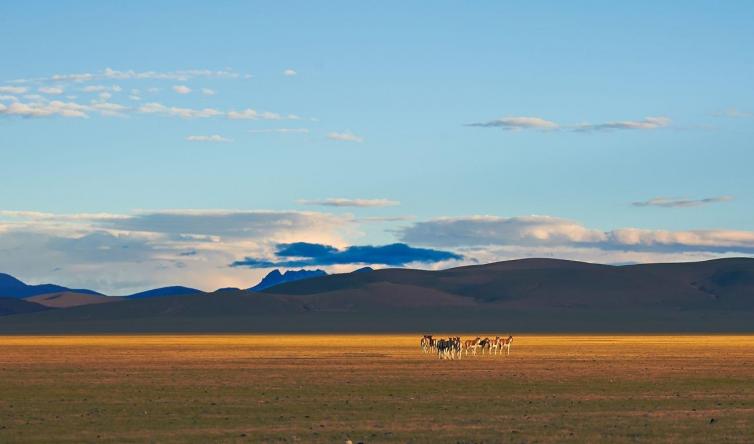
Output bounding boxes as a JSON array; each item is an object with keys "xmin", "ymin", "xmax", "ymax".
[{"xmin": 1, "ymin": 1, "xmax": 753, "ymax": 293}]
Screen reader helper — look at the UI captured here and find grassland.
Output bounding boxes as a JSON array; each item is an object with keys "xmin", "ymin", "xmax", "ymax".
[{"xmin": 0, "ymin": 335, "xmax": 753, "ymax": 443}]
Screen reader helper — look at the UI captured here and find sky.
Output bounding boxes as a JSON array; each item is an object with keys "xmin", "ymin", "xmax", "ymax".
[{"xmin": 1, "ymin": 1, "xmax": 753, "ymax": 294}]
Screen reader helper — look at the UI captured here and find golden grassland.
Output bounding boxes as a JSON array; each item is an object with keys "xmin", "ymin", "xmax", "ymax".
[{"xmin": 1, "ymin": 334, "xmax": 754, "ymax": 443}]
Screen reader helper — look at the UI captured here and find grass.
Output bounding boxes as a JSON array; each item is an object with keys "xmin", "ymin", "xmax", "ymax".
[{"xmin": 1, "ymin": 335, "xmax": 753, "ymax": 443}]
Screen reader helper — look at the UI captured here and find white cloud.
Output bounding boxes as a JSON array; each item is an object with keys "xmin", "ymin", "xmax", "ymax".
[
  {"xmin": 299, "ymin": 198, "xmax": 399, "ymax": 208},
  {"xmin": 201, "ymin": 88, "xmax": 215, "ymax": 96},
  {"xmin": 173, "ymin": 85, "xmax": 192, "ymax": 94},
  {"xmin": 227, "ymin": 108, "xmax": 299, "ymax": 120},
  {"xmin": 138, "ymin": 102, "xmax": 223, "ymax": 118},
  {"xmin": 90, "ymin": 102, "xmax": 128, "ymax": 117},
  {"xmin": 573, "ymin": 116, "xmax": 671, "ymax": 132},
  {"xmin": 9, "ymin": 68, "xmax": 239, "ymax": 86},
  {"xmin": 468, "ymin": 116, "xmax": 559, "ymax": 131},
  {"xmin": 0, "ymin": 100, "xmax": 89, "ymax": 118},
  {"xmin": 104, "ymin": 68, "xmax": 238, "ymax": 81},
  {"xmin": 186, "ymin": 135, "xmax": 232, "ymax": 143},
  {"xmin": 1, "ymin": 96, "xmax": 300, "ymax": 121},
  {"xmin": 0, "ymin": 86, "xmax": 28, "ymax": 94},
  {"xmin": 468, "ymin": 116, "xmax": 672, "ymax": 132},
  {"xmin": 327, "ymin": 131, "xmax": 364, "ymax": 142},
  {"xmin": 400, "ymin": 214, "xmax": 754, "ymax": 255},
  {"xmin": 38, "ymin": 86, "xmax": 64, "ymax": 95},
  {"xmin": 0, "ymin": 95, "xmax": 19, "ymax": 102},
  {"xmin": 283, "ymin": 69, "xmax": 297, "ymax": 76},
  {"xmin": 2, "ymin": 208, "xmax": 754, "ymax": 294},
  {"xmin": 0, "ymin": 209, "xmax": 352, "ymax": 294},
  {"xmin": 50, "ymin": 72, "xmax": 94, "ymax": 82},
  {"xmin": 632, "ymin": 196, "xmax": 733, "ymax": 208}
]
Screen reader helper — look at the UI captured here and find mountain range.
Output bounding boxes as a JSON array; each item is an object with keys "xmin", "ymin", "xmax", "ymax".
[
  {"xmin": 0, "ymin": 258, "xmax": 753, "ymax": 332},
  {"xmin": 0, "ymin": 272, "xmax": 102, "ymax": 298},
  {"xmin": 249, "ymin": 269, "xmax": 328, "ymax": 291}
]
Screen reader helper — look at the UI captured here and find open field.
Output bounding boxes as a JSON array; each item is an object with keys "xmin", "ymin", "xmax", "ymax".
[{"xmin": 1, "ymin": 335, "xmax": 753, "ymax": 443}]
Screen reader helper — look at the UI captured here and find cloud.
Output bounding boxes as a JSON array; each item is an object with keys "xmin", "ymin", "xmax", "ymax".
[
  {"xmin": 201, "ymin": 88, "xmax": 215, "ymax": 96},
  {"xmin": 283, "ymin": 69, "xmax": 297, "ymax": 76},
  {"xmin": 467, "ymin": 116, "xmax": 672, "ymax": 132},
  {"xmin": 399, "ymin": 214, "xmax": 754, "ymax": 254},
  {"xmin": 467, "ymin": 116, "xmax": 559, "ymax": 131},
  {"xmin": 357, "ymin": 216, "xmax": 415, "ymax": 223},
  {"xmin": 50, "ymin": 73, "xmax": 94, "ymax": 82},
  {"xmin": 573, "ymin": 116, "xmax": 671, "ymax": 132},
  {"xmin": 0, "ymin": 209, "xmax": 353, "ymax": 294},
  {"xmin": 89, "ymin": 102, "xmax": 128, "ymax": 117},
  {"xmin": 632, "ymin": 196, "xmax": 734, "ymax": 208},
  {"xmin": 231, "ymin": 242, "xmax": 462, "ymax": 268},
  {"xmin": 227, "ymin": 108, "xmax": 299, "ymax": 120},
  {"xmin": 38, "ymin": 86, "xmax": 64, "ymax": 95},
  {"xmin": 248, "ymin": 128, "xmax": 309, "ymax": 134},
  {"xmin": 9, "ymin": 68, "xmax": 239, "ymax": 86},
  {"xmin": 299, "ymin": 198, "xmax": 399, "ymax": 208},
  {"xmin": 0, "ymin": 86, "xmax": 28, "ymax": 94},
  {"xmin": 186, "ymin": 134, "xmax": 232, "ymax": 143},
  {"xmin": 4, "ymin": 208, "xmax": 754, "ymax": 293},
  {"xmin": 1, "ymin": 96, "xmax": 300, "ymax": 121},
  {"xmin": 173, "ymin": 85, "xmax": 192, "ymax": 94},
  {"xmin": 401, "ymin": 215, "xmax": 605, "ymax": 247},
  {"xmin": 0, "ymin": 100, "xmax": 89, "ymax": 118},
  {"xmin": 138, "ymin": 102, "xmax": 223, "ymax": 118},
  {"xmin": 327, "ymin": 131, "xmax": 364, "ymax": 142},
  {"xmin": 98, "ymin": 209, "xmax": 350, "ymax": 240},
  {"xmin": 82, "ymin": 85, "xmax": 122, "ymax": 93},
  {"xmin": 103, "ymin": 68, "xmax": 238, "ymax": 81}
]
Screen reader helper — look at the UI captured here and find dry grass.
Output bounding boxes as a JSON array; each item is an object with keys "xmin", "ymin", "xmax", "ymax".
[{"xmin": 1, "ymin": 335, "xmax": 753, "ymax": 443}]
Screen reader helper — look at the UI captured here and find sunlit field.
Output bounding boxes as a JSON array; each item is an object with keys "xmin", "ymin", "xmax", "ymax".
[{"xmin": 1, "ymin": 335, "xmax": 753, "ymax": 443}]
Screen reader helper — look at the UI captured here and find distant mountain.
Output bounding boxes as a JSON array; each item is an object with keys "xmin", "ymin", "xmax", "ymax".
[
  {"xmin": 126, "ymin": 286, "xmax": 203, "ymax": 299},
  {"xmin": 249, "ymin": 269, "xmax": 327, "ymax": 291},
  {"xmin": 25, "ymin": 292, "xmax": 124, "ymax": 308},
  {"xmin": 0, "ymin": 273, "xmax": 102, "ymax": 299},
  {"xmin": 0, "ymin": 297, "xmax": 49, "ymax": 316},
  {"xmin": 352, "ymin": 267, "xmax": 374, "ymax": 273},
  {"xmin": 215, "ymin": 287, "xmax": 241, "ymax": 292},
  {"xmin": 2, "ymin": 258, "xmax": 754, "ymax": 333},
  {"xmin": 263, "ymin": 257, "xmax": 754, "ymax": 310}
]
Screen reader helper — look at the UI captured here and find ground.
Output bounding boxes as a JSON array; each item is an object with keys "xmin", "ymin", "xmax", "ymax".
[{"xmin": 0, "ymin": 335, "xmax": 753, "ymax": 443}]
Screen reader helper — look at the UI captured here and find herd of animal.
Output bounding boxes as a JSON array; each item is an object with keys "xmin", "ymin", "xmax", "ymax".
[{"xmin": 420, "ymin": 335, "xmax": 513, "ymax": 360}]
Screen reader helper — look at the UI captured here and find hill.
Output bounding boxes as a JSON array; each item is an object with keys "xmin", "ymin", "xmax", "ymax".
[
  {"xmin": 25, "ymin": 292, "xmax": 124, "ymax": 308},
  {"xmin": 0, "ymin": 258, "xmax": 753, "ymax": 332},
  {"xmin": 126, "ymin": 286, "xmax": 203, "ymax": 299},
  {"xmin": 0, "ymin": 273, "xmax": 102, "ymax": 299},
  {"xmin": 264, "ymin": 258, "xmax": 754, "ymax": 310},
  {"xmin": 0, "ymin": 297, "xmax": 50, "ymax": 316}
]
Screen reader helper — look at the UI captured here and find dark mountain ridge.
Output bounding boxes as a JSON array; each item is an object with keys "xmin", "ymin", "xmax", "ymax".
[
  {"xmin": 0, "ymin": 297, "xmax": 50, "ymax": 316},
  {"xmin": 0, "ymin": 273, "xmax": 102, "ymax": 299},
  {"xmin": 126, "ymin": 286, "xmax": 204, "ymax": 299},
  {"xmin": 249, "ymin": 269, "xmax": 327, "ymax": 291},
  {"xmin": 1, "ymin": 258, "xmax": 753, "ymax": 332},
  {"xmin": 264, "ymin": 258, "xmax": 754, "ymax": 310}
]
